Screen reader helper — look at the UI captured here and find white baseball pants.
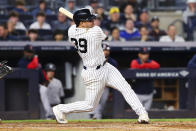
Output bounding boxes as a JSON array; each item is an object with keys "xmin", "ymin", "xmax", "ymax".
[
  {"xmin": 90, "ymin": 87, "xmax": 110, "ymax": 119},
  {"xmin": 57, "ymin": 63, "xmax": 147, "ymax": 116}
]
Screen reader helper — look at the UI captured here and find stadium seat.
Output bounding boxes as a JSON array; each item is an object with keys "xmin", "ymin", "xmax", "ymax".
[
  {"xmin": 15, "ymin": 29, "xmax": 26, "ymax": 36},
  {"xmin": 0, "ymin": 14, "xmax": 8, "ymax": 22},
  {"xmin": 53, "ymin": 29, "xmax": 68, "ymax": 40},
  {"xmin": 38, "ymin": 29, "xmax": 53, "ymax": 36},
  {"xmin": 18, "ymin": 36, "xmax": 28, "ymax": 41},
  {"xmin": 19, "ymin": 14, "xmax": 33, "ymax": 22},
  {"xmin": 6, "ymin": 6, "xmax": 14, "ymax": 12},
  {"xmin": 24, "ymin": 20, "xmax": 34, "ymax": 29},
  {"xmin": 46, "ymin": 15, "xmax": 57, "ymax": 23},
  {"xmin": 43, "ymin": 35, "xmax": 53, "ymax": 41}
]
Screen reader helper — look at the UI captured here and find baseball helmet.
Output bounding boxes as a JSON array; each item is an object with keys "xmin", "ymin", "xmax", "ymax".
[
  {"xmin": 73, "ymin": 8, "xmax": 96, "ymax": 27},
  {"xmin": 45, "ymin": 63, "xmax": 56, "ymax": 72},
  {"xmin": 102, "ymin": 42, "xmax": 110, "ymax": 51}
]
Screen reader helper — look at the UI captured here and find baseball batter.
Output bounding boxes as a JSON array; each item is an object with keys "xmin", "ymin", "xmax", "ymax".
[{"xmin": 53, "ymin": 8, "xmax": 149, "ymax": 124}]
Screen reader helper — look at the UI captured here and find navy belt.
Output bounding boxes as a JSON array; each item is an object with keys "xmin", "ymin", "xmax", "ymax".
[{"xmin": 83, "ymin": 60, "xmax": 107, "ymax": 70}]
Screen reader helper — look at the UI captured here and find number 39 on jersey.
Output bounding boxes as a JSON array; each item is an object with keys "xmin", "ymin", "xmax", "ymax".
[{"xmin": 71, "ymin": 38, "xmax": 87, "ymax": 53}]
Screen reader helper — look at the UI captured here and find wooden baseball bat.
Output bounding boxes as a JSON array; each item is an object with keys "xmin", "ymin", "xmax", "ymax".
[{"xmin": 59, "ymin": 7, "xmax": 73, "ymax": 20}]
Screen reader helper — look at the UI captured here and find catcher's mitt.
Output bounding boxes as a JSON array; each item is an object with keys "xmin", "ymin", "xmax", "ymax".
[{"xmin": 0, "ymin": 60, "xmax": 13, "ymax": 79}]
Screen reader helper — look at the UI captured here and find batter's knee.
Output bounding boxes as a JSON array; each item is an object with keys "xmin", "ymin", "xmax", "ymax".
[
  {"xmin": 86, "ymin": 105, "xmax": 94, "ymax": 112},
  {"xmin": 84, "ymin": 101, "xmax": 97, "ymax": 112}
]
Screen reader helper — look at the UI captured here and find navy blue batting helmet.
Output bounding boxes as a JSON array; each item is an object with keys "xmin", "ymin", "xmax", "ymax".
[{"xmin": 73, "ymin": 8, "xmax": 96, "ymax": 27}]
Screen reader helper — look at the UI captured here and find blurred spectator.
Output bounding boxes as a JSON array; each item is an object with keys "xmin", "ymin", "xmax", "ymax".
[
  {"xmin": 137, "ymin": 0, "xmax": 148, "ymax": 9},
  {"xmin": 89, "ymin": 0, "xmax": 98, "ymax": 12},
  {"xmin": 108, "ymin": 27, "xmax": 126, "ymax": 41},
  {"xmin": 0, "ymin": 23, "xmax": 16, "ymax": 41},
  {"xmin": 183, "ymin": 0, "xmax": 196, "ymax": 24},
  {"xmin": 94, "ymin": 17, "xmax": 102, "ymax": 26},
  {"xmin": 119, "ymin": 0, "xmax": 139, "ymax": 14},
  {"xmin": 53, "ymin": 30, "xmax": 65, "ymax": 41},
  {"xmin": 120, "ymin": 19, "xmax": 140, "ymax": 41},
  {"xmin": 138, "ymin": 26, "xmax": 154, "ymax": 41},
  {"xmin": 149, "ymin": 16, "xmax": 166, "ymax": 41},
  {"xmin": 121, "ymin": 4, "xmax": 136, "ymax": 22},
  {"xmin": 103, "ymin": 7, "xmax": 124, "ymax": 31},
  {"xmin": 66, "ymin": 0, "xmax": 77, "ymax": 13},
  {"xmin": 130, "ymin": 48, "xmax": 160, "ymax": 110},
  {"xmin": 8, "ymin": 11, "xmax": 26, "ymax": 31},
  {"xmin": 26, "ymin": 29, "xmax": 42, "ymax": 41},
  {"xmin": 159, "ymin": 24, "xmax": 185, "ymax": 42},
  {"xmin": 7, "ymin": 21, "xmax": 19, "ymax": 36},
  {"xmin": 96, "ymin": 4, "xmax": 107, "ymax": 21},
  {"xmin": 52, "ymin": 12, "xmax": 70, "ymax": 31},
  {"xmin": 39, "ymin": 63, "xmax": 65, "ymax": 119},
  {"xmin": 183, "ymin": 0, "xmax": 196, "ymax": 40},
  {"xmin": 32, "ymin": 0, "xmax": 52, "ymax": 17},
  {"xmin": 12, "ymin": 0, "xmax": 27, "ymax": 14},
  {"xmin": 135, "ymin": 9, "xmax": 151, "ymax": 30},
  {"xmin": 30, "ymin": 12, "xmax": 51, "ymax": 30}
]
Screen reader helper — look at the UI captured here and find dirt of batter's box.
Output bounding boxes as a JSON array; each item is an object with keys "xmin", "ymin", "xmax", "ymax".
[{"xmin": 1, "ymin": 121, "xmax": 196, "ymax": 131}]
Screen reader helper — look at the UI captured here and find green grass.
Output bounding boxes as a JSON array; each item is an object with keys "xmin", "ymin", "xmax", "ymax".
[{"xmin": 2, "ymin": 118, "xmax": 196, "ymax": 123}]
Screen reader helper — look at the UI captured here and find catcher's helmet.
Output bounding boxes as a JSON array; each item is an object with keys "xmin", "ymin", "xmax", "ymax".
[{"xmin": 73, "ymin": 8, "xmax": 96, "ymax": 27}]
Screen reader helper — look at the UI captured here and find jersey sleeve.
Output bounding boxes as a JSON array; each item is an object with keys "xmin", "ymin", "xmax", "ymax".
[
  {"xmin": 68, "ymin": 27, "xmax": 72, "ymax": 43},
  {"xmin": 95, "ymin": 26, "xmax": 107, "ymax": 41},
  {"xmin": 68, "ymin": 25, "xmax": 76, "ymax": 43}
]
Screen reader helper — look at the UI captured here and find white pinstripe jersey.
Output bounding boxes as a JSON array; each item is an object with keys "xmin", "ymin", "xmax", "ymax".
[{"xmin": 68, "ymin": 25, "xmax": 106, "ymax": 67}]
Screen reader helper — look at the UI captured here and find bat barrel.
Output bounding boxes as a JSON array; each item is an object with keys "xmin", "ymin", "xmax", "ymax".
[{"xmin": 59, "ymin": 7, "xmax": 73, "ymax": 20}]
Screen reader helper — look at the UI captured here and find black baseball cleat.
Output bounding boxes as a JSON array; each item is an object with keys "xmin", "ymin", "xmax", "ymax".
[{"xmin": 138, "ymin": 120, "xmax": 149, "ymax": 124}]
